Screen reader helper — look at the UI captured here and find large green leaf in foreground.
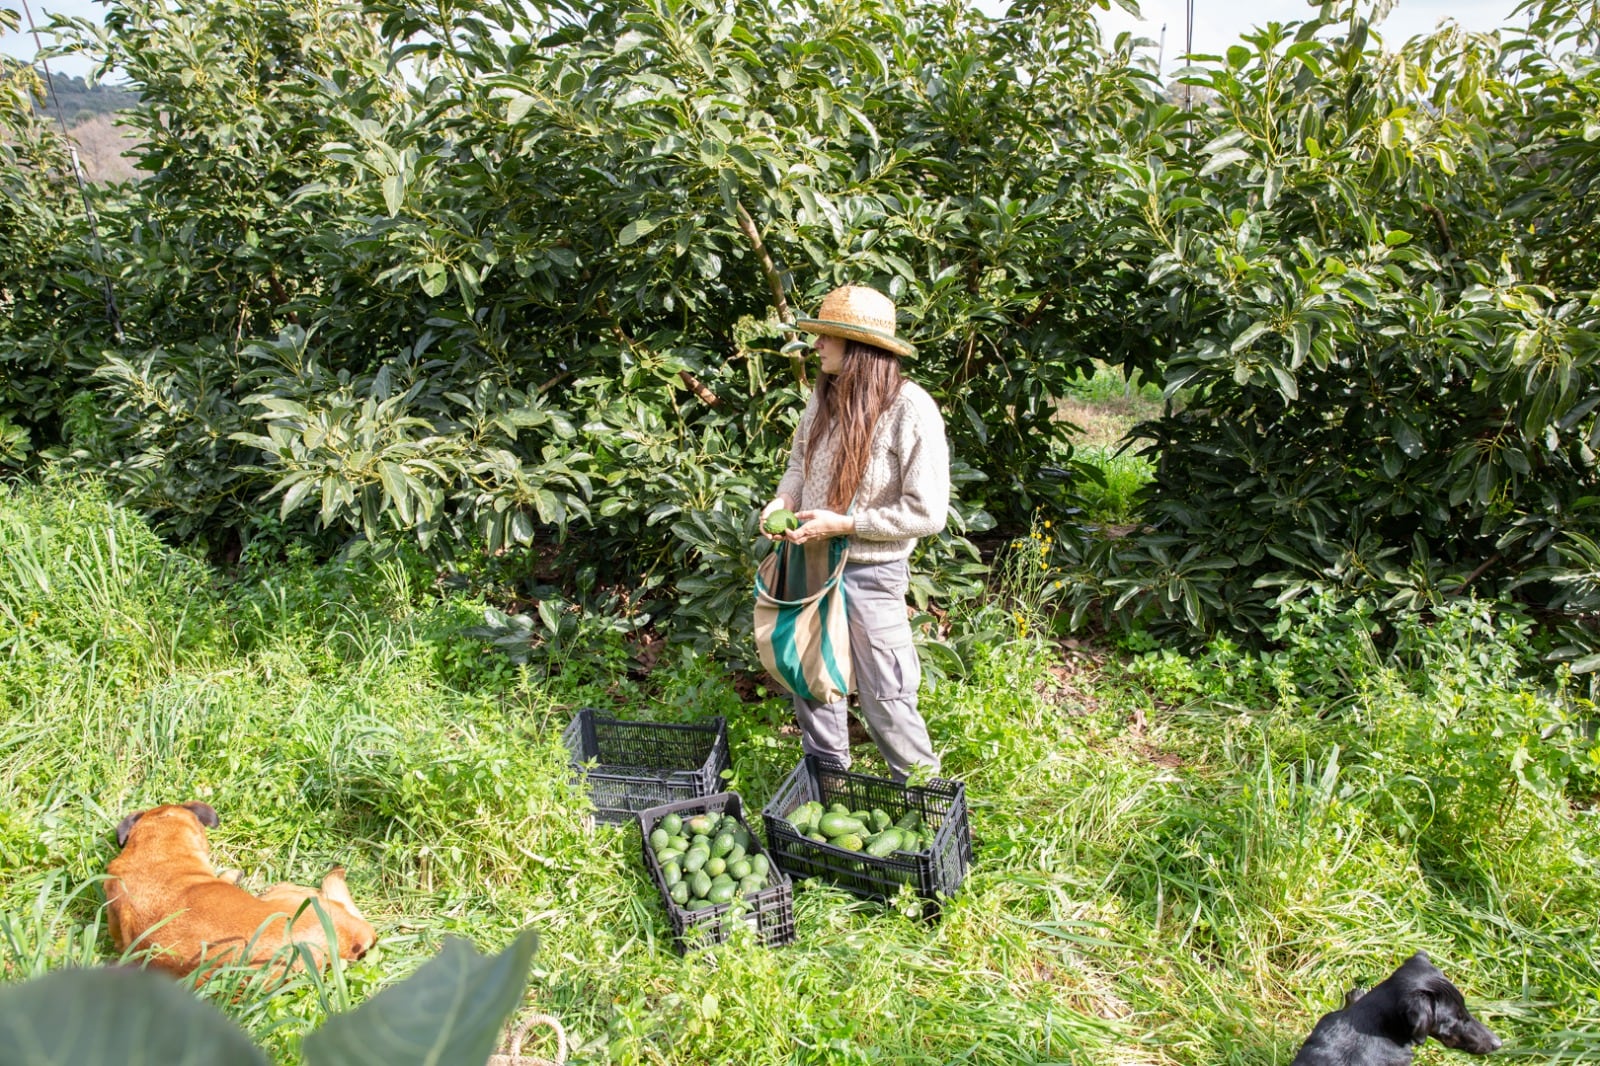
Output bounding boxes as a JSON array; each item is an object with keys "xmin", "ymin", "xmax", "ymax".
[
  {"xmin": 0, "ymin": 966, "xmax": 269, "ymax": 1066},
  {"xmin": 0, "ymin": 931, "xmax": 538, "ymax": 1066},
  {"xmin": 302, "ymin": 931, "xmax": 539, "ymax": 1066}
]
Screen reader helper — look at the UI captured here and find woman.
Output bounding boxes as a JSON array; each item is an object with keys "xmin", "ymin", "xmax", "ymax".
[{"xmin": 761, "ymin": 284, "xmax": 950, "ymax": 781}]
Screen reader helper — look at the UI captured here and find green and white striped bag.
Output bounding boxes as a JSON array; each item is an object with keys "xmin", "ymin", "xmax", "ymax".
[{"xmin": 753, "ymin": 536, "xmax": 852, "ymax": 703}]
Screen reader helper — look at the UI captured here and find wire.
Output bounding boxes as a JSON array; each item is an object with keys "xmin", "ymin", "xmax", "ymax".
[{"xmin": 18, "ymin": 0, "xmax": 125, "ymax": 343}]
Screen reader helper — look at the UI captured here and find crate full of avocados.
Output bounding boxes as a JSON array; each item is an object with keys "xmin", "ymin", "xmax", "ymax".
[
  {"xmin": 562, "ymin": 708, "xmax": 731, "ymax": 825},
  {"xmin": 637, "ymin": 792, "xmax": 796, "ymax": 954},
  {"xmin": 761, "ymin": 755, "xmax": 972, "ymax": 910}
]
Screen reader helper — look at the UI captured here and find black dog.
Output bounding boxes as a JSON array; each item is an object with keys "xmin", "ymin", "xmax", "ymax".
[{"xmin": 1291, "ymin": 951, "xmax": 1502, "ymax": 1064}]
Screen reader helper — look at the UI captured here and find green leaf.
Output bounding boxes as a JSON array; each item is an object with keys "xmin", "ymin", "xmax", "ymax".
[
  {"xmin": 1230, "ymin": 321, "xmax": 1270, "ymax": 353},
  {"xmin": 281, "ymin": 474, "xmax": 318, "ymax": 520},
  {"xmin": 504, "ymin": 93, "xmax": 536, "ymax": 124},
  {"xmin": 962, "ymin": 401, "xmax": 988, "ymax": 446},
  {"xmin": 511, "ymin": 509, "xmax": 536, "ymax": 544},
  {"xmin": 379, "ymin": 462, "xmax": 412, "ymax": 523},
  {"xmin": 420, "ymin": 262, "xmax": 449, "ymax": 297},
  {"xmin": 1268, "ymin": 362, "xmax": 1298, "ymax": 401},
  {"xmin": 618, "ymin": 218, "xmax": 660, "ymax": 247},
  {"xmin": 1199, "ymin": 130, "xmax": 1248, "ymax": 156},
  {"xmin": 303, "ymin": 931, "xmax": 538, "ymax": 1066},
  {"xmin": 0, "ymin": 967, "xmax": 269, "ymax": 1065},
  {"xmin": 1199, "ymin": 148, "xmax": 1250, "ymax": 177},
  {"xmin": 382, "ymin": 172, "xmax": 406, "ymax": 217},
  {"xmin": 1290, "ymin": 320, "xmax": 1312, "ymax": 367},
  {"xmin": 1392, "ymin": 418, "xmax": 1424, "ymax": 459},
  {"xmin": 1263, "ymin": 166, "xmax": 1282, "ymax": 208}
]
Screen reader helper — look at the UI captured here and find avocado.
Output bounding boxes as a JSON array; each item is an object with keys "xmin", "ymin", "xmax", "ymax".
[
  {"xmin": 763, "ymin": 508, "xmax": 799, "ymax": 534},
  {"xmin": 818, "ymin": 812, "xmax": 867, "ymax": 838},
  {"xmin": 865, "ymin": 829, "xmax": 903, "ymax": 857}
]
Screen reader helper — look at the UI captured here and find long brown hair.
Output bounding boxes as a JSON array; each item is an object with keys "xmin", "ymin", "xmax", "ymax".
[{"xmin": 806, "ymin": 340, "xmax": 905, "ymax": 511}]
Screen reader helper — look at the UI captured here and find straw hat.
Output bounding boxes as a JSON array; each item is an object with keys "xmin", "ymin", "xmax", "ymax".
[{"xmin": 789, "ymin": 284, "xmax": 916, "ymax": 358}]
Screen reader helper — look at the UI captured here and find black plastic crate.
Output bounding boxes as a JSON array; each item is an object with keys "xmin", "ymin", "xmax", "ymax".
[
  {"xmin": 636, "ymin": 792, "xmax": 796, "ymax": 954},
  {"xmin": 562, "ymin": 708, "xmax": 730, "ymax": 825},
  {"xmin": 760, "ymin": 755, "xmax": 972, "ymax": 912}
]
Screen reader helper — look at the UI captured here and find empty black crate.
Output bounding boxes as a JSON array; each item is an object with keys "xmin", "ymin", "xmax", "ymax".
[
  {"xmin": 637, "ymin": 792, "xmax": 796, "ymax": 954},
  {"xmin": 761, "ymin": 755, "xmax": 972, "ymax": 909},
  {"xmin": 563, "ymin": 708, "xmax": 730, "ymax": 824}
]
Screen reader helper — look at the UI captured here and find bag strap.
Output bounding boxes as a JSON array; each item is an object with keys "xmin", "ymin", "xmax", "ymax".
[{"xmin": 834, "ymin": 497, "xmax": 856, "ymax": 561}]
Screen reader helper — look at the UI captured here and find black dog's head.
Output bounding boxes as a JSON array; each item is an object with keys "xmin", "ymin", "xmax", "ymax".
[
  {"xmin": 1294, "ymin": 951, "xmax": 1501, "ymax": 1065},
  {"xmin": 1378, "ymin": 952, "xmax": 1502, "ymax": 1055}
]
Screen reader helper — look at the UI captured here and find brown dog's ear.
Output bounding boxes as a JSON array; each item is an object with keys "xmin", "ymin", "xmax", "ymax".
[
  {"xmin": 181, "ymin": 801, "xmax": 220, "ymax": 828},
  {"xmin": 114, "ymin": 810, "xmax": 145, "ymax": 848},
  {"xmin": 319, "ymin": 867, "xmax": 367, "ymax": 919}
]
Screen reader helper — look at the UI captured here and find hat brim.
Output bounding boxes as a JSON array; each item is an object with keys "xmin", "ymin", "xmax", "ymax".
[{"xmin": 788, "ymin": 317, "xmax": 916, "ymax": 358}]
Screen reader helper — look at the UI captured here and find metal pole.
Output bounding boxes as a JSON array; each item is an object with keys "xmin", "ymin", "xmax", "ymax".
[{"xmin": 1184, "ymin": 0, "xmax": 1195, "ymax": 111}]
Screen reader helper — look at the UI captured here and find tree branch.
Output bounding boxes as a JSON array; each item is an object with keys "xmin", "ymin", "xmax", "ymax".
[
  {"xmin": 678, "ymin": 369, "xmax": 719, "ymax": 407},
  {"xmin": 1451, "ymin": 552, "xmax": 1501, "ymax": 595},
  {"xmin": 609, "ymin": 323, "xmax": 719, "ymax": 407},
  {"xmin": 1420, "ymin": 203, "xmax": 1454, "ymax": 255},
  {"xmin": 735, "ymin": 199, "xmax": 807, "ymax": 387}
]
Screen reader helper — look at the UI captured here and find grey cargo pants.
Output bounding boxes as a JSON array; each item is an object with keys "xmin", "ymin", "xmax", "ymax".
[{"xmin": 791, "ymin": 558, "xmax": 940, "ymax": 781}]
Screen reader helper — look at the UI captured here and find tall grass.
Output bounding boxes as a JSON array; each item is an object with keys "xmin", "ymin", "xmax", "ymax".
[
  {"xmin": 1071, "ymin": 444, "xmax": 1154, "ymax": 525},
  {"xmin": 1061, "ymin": 363, "xmax": 1164, "ymax": 410},
  {"xmin": 2, "ymin": 477, "xmax": 1597, "ymax": 1063},
  {"xmin": 1055, "ymin": 363, "xmax": 1159, "ymax": 525}
]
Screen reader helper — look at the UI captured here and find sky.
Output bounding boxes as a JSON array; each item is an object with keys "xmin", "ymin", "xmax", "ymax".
[
  {"xmin": 3, "ymin": 0, "xmax": 1533, "ymax": 81},
  {"xmin": 1095, "ymin": 0, "xmax": 1528, "ymax": 76}
]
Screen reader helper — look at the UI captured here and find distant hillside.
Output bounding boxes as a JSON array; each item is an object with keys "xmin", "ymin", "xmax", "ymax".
[
  {"xmin": 20, "ymin": 70, "xmax": 142, "ymax": 183},
  {"xmin": 31, "ymin": 70, "xmax": 136, "ymax": 125},
  {"xmin": 67, "ymin": 113, "xmax": 140, "ymax": 182}
]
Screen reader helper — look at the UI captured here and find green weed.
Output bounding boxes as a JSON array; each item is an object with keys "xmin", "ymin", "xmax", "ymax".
[
  {"xmin": 1070, "ymin": 445, "xmax": 1155, "ymax": 525},
  {"xmin": 2, "ymin": 479, "xmax": 1597, "ymax": 1063},
  {"xmin": 1061, "ymin": 364, "xmax": 1164, "ymax": 409}
]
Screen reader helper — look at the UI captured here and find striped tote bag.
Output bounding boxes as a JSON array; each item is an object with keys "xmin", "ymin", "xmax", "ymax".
[{"xmin": 753, "ymin": 536, "xmax": 852, "ymax": 703}]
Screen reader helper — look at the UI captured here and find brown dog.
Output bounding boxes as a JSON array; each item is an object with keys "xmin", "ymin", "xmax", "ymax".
[{"xmin": 105, "ymin": 802, "xmax": 376, "ymax": 980}]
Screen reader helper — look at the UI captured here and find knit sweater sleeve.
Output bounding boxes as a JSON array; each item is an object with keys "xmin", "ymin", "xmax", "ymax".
[{"xmin": 853, "ymin": 386, "xmax": 950, "ymax": 542}]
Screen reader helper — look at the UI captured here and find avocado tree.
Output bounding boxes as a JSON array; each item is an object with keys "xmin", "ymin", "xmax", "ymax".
[
  {"xmin": 1058, "ymin": 0, "xmax": 1600, "ymax": 673},
  {"xmin": 0, "ymin": 24, "xmax": 106, "ymax": 472},
  {"xmin": 15, "ymin": 0, "xmax": 1151, "ymax": 660},
  {"xmin": 11, "ymin": 0, "xmax": 1596, "ymax": 671}
]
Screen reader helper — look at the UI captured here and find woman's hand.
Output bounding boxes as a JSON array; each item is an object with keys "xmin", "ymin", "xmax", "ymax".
[
  {"xmin": 790, "ymin": 509, "xmax": 855, "ymax": 543},
  {"xmin": 759, "ymin": 498, "xmax": 790, "ymax": 542}
]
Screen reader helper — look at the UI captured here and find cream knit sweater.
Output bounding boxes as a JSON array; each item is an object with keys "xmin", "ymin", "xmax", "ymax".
[{"xmin": 774, "ymin": 381, "xmax": 951, "ymax": 563}]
